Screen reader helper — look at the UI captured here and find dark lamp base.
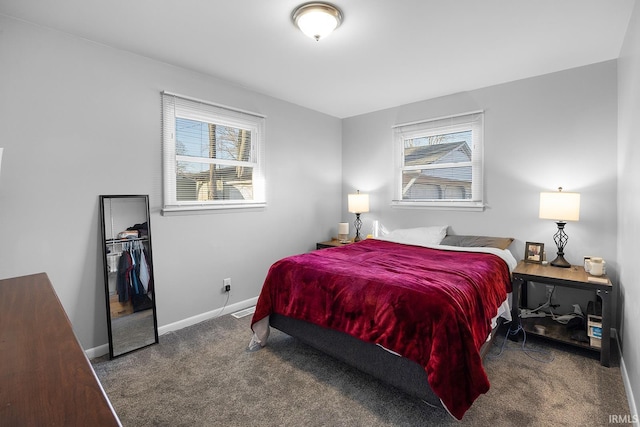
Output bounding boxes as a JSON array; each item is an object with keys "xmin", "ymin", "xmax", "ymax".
[{"xmin": 550, "ymin": 254, "xmax": 571, "ymax": 268}]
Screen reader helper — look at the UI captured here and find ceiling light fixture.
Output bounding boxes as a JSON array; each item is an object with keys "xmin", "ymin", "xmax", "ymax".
[{"xmin": 292, "ymin": 2, "xmax": 343, "ymax": 41}]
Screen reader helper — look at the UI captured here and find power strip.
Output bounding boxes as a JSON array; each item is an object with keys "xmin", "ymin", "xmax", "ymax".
[{"xmin": 520, "ymin": 309, "xmax": 546, "ymax": 318}]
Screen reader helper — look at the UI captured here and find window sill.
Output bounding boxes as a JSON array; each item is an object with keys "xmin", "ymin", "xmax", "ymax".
[
  {"xmin": 391, "ymin": 200, "xmax": 485, "ymax": 211},
  {"xmin": 162, "ymin": 202, "xmax": 266, "ymax": 216}
]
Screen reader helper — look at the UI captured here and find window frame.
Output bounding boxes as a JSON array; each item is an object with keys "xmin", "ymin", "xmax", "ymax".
[
  {"xmin": 392, "ymin": 111, "xmax": 484, "ymax": 211},
  {"xmin": 161, "ymin": 92, "xmax": 266, "ymax": 214}
]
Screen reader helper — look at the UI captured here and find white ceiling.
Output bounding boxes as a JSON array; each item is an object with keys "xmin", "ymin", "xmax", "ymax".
[{"xmin": 0, "ymin": 0, "xmax": 635, "ymax": 118}]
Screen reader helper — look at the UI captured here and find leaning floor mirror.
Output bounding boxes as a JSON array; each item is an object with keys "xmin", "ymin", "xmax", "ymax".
[{"xmin": 99, "ymin": 195, "xmax": 159, "ymax": 358}]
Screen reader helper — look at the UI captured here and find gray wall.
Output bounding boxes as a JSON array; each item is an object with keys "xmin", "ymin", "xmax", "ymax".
[
  {"xmin": 342, "ymin": 61, "xmax": 618, "ymax": 279},
  {"xmin": 0, "ymin": 16, "xmax": 342, "ymax": 349},
  {"xmin": 618, "ymin": 0, "xmax": 640, "ymax": 416}
]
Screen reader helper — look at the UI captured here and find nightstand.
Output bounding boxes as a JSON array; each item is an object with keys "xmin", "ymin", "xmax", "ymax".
[
  {"xmin": 510, "ymin": 260, "xmax": 612, "ymax": 366},
  {"xmin": 316, "ymin": 239, "xmax": 353, "ymax": 250}
]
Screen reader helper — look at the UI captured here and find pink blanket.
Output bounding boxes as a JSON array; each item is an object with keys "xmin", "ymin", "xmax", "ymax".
[{"xmin": 251, "ymin": 239, "xmax": 511, "ymax": 419}]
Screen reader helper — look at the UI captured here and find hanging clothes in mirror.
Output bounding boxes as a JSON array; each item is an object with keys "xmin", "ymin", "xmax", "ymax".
[{"xmin": 116, "ymin": 239, "xmax": 154, "ymax": 312}]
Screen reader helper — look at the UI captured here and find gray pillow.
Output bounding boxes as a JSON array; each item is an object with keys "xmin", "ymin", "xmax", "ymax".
[{"xmin": 440, "ymin": 235, "xmax": 514, "ymax": 250}]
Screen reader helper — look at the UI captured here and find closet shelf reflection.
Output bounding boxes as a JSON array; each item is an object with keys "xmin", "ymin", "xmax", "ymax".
[{"xmin": 105, "ymin": 237, "xmax": 148, "ymax": 244}]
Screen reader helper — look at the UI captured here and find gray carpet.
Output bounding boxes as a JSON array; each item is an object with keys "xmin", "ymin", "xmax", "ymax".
[{"xmin": 92, "ymin": 314, "xmax": 630, "ymax": 426}]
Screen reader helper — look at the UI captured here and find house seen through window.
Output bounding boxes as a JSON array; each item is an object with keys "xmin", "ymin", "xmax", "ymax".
[{"xmin": 393, "ymin": 111, "xmax": 484, "ymax": 210}]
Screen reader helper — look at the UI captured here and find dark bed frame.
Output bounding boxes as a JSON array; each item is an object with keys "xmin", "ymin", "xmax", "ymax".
[{"xmin": 270, "ymin": 313, "xmax": 503, "ymax": 408}]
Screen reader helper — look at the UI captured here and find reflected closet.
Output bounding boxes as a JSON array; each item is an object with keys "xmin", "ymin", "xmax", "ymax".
[{"xmin": 99, "ymin": 195, "xmax": 158, "ymax": 358}]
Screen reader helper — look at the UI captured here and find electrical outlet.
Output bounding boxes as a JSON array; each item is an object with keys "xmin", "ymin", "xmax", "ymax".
[{"xmin": 223, "ymin": 278, "xmax": 231, "ymax": 293}]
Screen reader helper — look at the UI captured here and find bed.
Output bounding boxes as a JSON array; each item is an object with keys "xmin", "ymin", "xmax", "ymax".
[{"xmin": 250, "ymin": 228, "xmax": 516, "ymax": 420}]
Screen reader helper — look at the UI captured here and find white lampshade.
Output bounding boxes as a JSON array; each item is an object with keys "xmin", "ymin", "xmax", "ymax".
[
  {"xmin": 348, "ymin": 192, "xmax": 369, "ymax": 214},
  {"xmin": 292, "ymin": 3, "xmax": 343, "ymax": 41},
  {"xmin": 539, "ymin": 188, "xmax": 580, "ymax": 222}
]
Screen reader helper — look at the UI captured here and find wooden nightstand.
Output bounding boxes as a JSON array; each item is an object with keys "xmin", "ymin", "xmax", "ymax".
[
  {"xmin": 316, "ymin": 239, "xmax": 353, "ymax": 250},
  {"xmin": 510, "ymin": 260, "xmax": 613, "ymax": 366}
]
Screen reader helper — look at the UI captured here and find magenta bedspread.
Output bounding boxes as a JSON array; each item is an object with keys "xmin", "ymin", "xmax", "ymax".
[{"xmin": 251, "ymin": 239, "xmax": 512, "ymax": 419}]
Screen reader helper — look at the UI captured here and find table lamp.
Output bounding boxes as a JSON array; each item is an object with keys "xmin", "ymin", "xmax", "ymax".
[
  {"xmin": 348, "ymin": 190, "xmax": 369, "ymax": 242},
  {"xmin": 539, "ymin": 187, "xmax": 580, "ymax": 268}
]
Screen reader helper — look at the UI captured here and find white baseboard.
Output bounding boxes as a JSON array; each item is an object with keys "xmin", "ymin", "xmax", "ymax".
[
  {"xmin": 85, "ymin": 343, "xmax": 110, "ymax": 359},
  {"xmin": 157, "ymin": 297, "xmax": 258, "ymax": 336},
  {"xmin": 615, "ymin": 329, "xmax": 639, "ymax": 426},
  {"xmin": 85, "ymin": 296, "xmax": 258, "ymax": 359}
]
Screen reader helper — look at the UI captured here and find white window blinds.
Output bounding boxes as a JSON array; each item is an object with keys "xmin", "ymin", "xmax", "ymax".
[{"xmin": 161, "ymin": 92, "xmax": 266, "ymax": 214}]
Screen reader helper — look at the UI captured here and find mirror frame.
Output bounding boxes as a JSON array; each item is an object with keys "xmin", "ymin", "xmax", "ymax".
[{"xmin": 99, "ymin": 194, "xmax": 159, "ymax": 358}]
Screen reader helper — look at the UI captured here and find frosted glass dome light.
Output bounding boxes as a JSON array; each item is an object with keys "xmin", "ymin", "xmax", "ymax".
[{"xmin": 292, "ymin": 3, "xmax": 343, "ymax": 41}]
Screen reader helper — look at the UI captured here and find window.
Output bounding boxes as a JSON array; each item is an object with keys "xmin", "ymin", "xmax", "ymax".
[
  {"xmin": 161, "ymin": 92, "xmax": 266, "ymax": 213},
  {"xmin": 392, "ymin": 111, "xmax": 484, "ymax": 210}
]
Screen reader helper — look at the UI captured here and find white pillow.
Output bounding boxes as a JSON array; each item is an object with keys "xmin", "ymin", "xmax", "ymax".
[{"xmin": 378, "ymin": 225, "xmax": 448, "ymax": 247}]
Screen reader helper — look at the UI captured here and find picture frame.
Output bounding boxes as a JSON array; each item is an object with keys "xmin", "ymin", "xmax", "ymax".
[{"xmin": 525, "ymin": 241, "xmax": 544, "ymax": 264}]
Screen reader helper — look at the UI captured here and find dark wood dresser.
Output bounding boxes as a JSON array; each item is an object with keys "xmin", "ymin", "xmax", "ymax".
[{"xmin": 0, "ymin": 273, "xmax": 121, "ymax": 426}]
